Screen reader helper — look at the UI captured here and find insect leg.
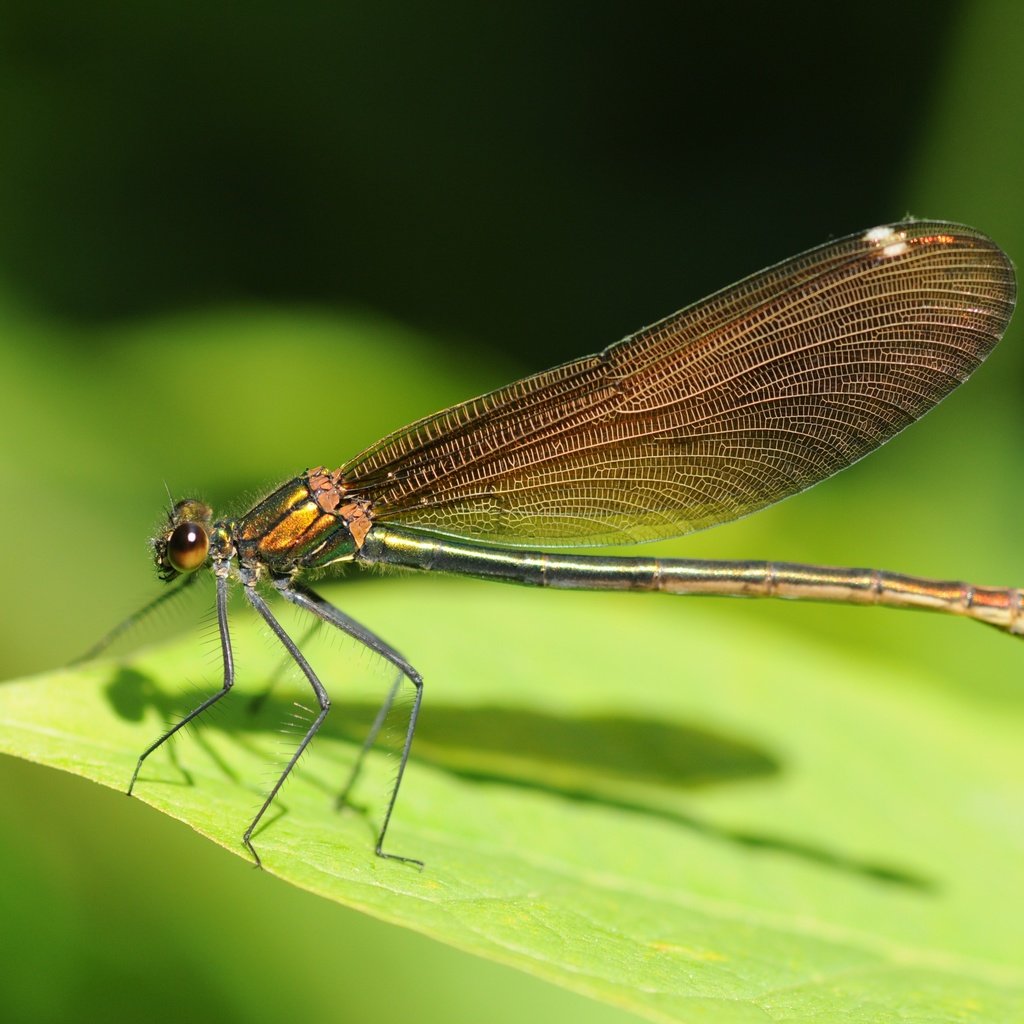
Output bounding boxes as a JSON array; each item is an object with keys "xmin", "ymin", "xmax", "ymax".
[
  {"xmin": 247, "ymin": 617, "xmax": 321, "ymax": 716},
  {"xmin": 76, "ymin": 572, "xmax": 199, "ymax": 665},
  {"xmin": 127, "ymin": 570, "xmax": 234, "ymax": 795},
  {"xmin": 241, "ymin": 584, "xmax": 331, "ymax": 868},
  {"xmin": 335, "ymin": 670, "xmax": 403, "ymax": 811},
  {"xmin": 274, "ymin": 578, "xmax": 424, "ymax": 868}
]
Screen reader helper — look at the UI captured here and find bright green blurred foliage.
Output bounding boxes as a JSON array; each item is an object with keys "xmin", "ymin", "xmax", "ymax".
[
  {"xmin": 1, "ymin": 3, "xmax": 1023, "ymax": 1022},
  {"xmin": 4, "ymin": 577, "xmax": 1024, "ymax": 1019}
]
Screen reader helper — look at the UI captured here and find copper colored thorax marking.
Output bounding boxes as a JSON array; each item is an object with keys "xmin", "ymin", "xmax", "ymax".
[
  {"xmin": 307, "ymin": 466, "xmax": 373, "ymax": 549},
  {"xmin": 339, "ymin": 500, "xmax": 373, "ymax": 549},
  {"xmin": 307, "ymin": 466, "xmax": 346, "ymax": 509}
]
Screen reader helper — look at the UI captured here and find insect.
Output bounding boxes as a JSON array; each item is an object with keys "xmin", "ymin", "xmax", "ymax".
[{"xmin": 93, "ymin": 221, "xmax": 1016, "ymax": 868}]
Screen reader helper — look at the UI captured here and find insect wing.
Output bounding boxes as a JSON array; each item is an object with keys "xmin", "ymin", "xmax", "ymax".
[{"xmin": 342, "ymin": 222, "xmax": 1016, "ymax": 547}]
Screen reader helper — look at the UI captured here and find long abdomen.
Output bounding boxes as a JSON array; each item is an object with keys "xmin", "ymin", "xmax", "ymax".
[{"xmin": 360, "ymin": 526, "xmax": 1024, "ymax": 635}]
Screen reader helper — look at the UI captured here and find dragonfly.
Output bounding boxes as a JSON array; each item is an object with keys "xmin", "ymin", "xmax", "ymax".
[{"xmin": 91, "ymin": 220, "xmax": 1016, "ymax": 868}]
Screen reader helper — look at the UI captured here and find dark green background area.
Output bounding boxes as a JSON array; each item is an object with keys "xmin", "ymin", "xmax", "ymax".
[
  {"xmin": 1, "ymin": 3, "xmax": 1022, "ymax": 1022},
  {"xmin": 1, "ymin": 1, "xmax": 965, "ymax": 346}
]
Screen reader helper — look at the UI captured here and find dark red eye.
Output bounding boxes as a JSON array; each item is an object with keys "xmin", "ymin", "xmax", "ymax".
[{"xmin": 167, "ymin": 521, "xmax": 209, "ymax": 573}]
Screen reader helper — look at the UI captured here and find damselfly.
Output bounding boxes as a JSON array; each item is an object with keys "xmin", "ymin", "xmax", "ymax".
[{"xmin": 91, "ymin": 221, "xmax": 1017, "ymax": 867}]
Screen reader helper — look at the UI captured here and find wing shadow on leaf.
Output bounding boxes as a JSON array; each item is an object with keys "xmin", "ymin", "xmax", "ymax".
[{"xmin": 104, "ymin": 666, "xmax": 932, "ymax": 890}]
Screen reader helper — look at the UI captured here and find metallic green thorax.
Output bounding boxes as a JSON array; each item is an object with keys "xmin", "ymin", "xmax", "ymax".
[{"xmin": 234, "ymin": 474, "xmax": 357, "ymax": 572}]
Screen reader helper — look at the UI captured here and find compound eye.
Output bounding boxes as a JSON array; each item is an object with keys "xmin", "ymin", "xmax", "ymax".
[{"xmin": 167, "ymin": 521, "xmax": 209, "ymax": 573}]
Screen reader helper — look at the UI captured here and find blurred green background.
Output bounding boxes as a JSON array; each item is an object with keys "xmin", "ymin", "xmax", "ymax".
[{"xmin": 2, "ymin": 3, "xmax": 1022, "ymax": 1022}]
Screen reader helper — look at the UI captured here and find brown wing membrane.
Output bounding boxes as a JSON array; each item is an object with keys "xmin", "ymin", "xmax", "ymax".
[{"xmin": 341, "ymin": 222, "xmax": 1016, "ymax": 547}]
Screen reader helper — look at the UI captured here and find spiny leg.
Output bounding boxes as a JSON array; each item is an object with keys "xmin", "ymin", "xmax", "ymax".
[
  {"xmin": 250, "ymin": 617, "xmax": 402, "ymax": 763},
  {"xmin": 128, "ymin": 571, "xmax": 234, "ymax": 795},
  {"xmin": 75, "ymin": 572, "xmax": 199, "ymax": 665},
  {"xmin": 274, "ymin": 578, "xmax": 424, "ymax": 868},
  {"xmin": 248, "ymin": 618, "xmax": 322, "ymax": 716},
  {"xmin": 241, "ymin": 584, "xmax": 331, "ymax": 869},
  {"xmin": 336, "ymin": 670, "xmax": 403, "ymax": 811}
]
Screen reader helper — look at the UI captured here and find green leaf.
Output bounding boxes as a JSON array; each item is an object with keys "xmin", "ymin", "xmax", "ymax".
[{"xmin": 2, "ymin": 575, "xmax": 1022, "ymax": 1022}]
